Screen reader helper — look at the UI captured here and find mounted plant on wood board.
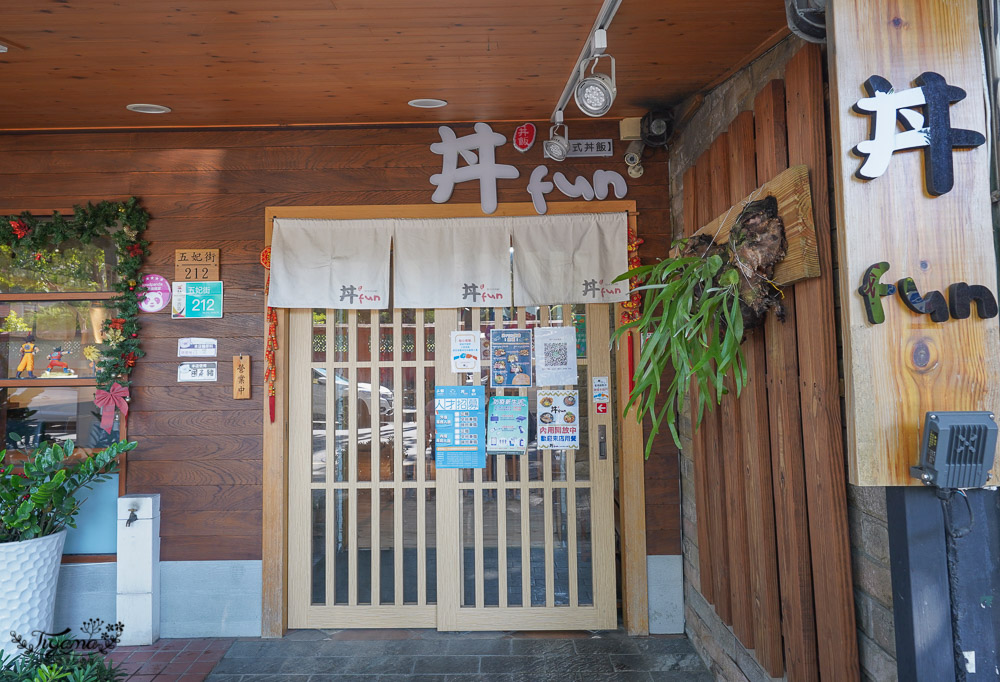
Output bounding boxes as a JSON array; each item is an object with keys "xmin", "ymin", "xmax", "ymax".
[{"xmin": 614, "ymin": 195, "xmax": 789, "ymax": 454}]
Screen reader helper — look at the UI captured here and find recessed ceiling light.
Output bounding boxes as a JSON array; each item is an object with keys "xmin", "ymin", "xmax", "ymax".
[
  {"xmin": 407, "ymin": 98, "xmax": 448, "ymax": 109},
  {"xmin": 126, "ymin": 103, "xmax": 172, "ymax": 114}
]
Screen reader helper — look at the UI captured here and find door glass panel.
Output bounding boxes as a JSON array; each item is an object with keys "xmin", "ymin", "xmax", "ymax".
[
  {"xmin": 552, "ymin": 488, "xmax": 570, "ymax": 606},
  {"xmin": 311, "ymin": 308, "xmax": 326, "ymax": 364},
  {"xmin": 311, "ymin": 489, "xmax": 325, "ymax": 605},
  {"xmin": 426, "ymin": 489, "xmax": 437, "ymax": 604},
  {"xmin": 551, "ymin": 450, "xmax": 567, "ymax": 482},
  {"xmin": 401, "ymin": 309, "xmax": 417, "ymax": 362},
  {"xmin": 311, "ymin": 368, "xmax": 326, "ymax": 483},
  {"xmin": 483, "ymin": 489, "xmax": 499, "ymax": 607},
  {"xmin": 424, "ymin": 366, "xmax": 436, "ymax": 481},
  {"xmin": 380, "ymin": 489, "xmax": 395, "ymax": 604},
  {"xmin": 402, "ymin": 367, "xmax": 418, "ymax": 482},
  {"xmin": 403, "ymin": 488, "xmax": 418, "ymax": 604},
  {"xmin": 357, "ymin": 368, "xmax": 372, "ymax": 482},
  {"xmin": 506, "ymin": 490, "xmax": 523, "ymax": 607},
  {"xmin": 379, "ymin": 310, "xmax": 394, "ymax": 362},
  {"xmin": 332, "ymin": 308, "xmax": 349, "ymax": 363},
  {"xmin": 356, "ymin": 488, "xmax": 372, "ymax": 605},
  {"xmin": 333, "ymin": 368, "xmax": 349, "ymax": 483},
  {"xmin": 357, "ymin": 310, "xmax": 371, "ymax": 362},
  {"xmin": 423, "ymin": 309, "xmax": 435, "ymax": 361},
  {"xmin": 461, "ymin": 489, "xmax": 476, "ymax": 607},
  {"xmin": 334, "ymin": 490, "xmax": 349, "ymax": 605},
  {"xmin": 576, "ymin": 488, "xmax": 593, "ymax": 606},
  {"xmin": 379, "ymin": 371, "xmax": 394, "ymax": 481},
  {"xmin": 529, "ymin": 488, "xmax": 546, "ymax": 606}
]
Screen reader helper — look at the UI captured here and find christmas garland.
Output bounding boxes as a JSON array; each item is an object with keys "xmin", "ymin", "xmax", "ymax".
[{"xmin": 2, "ymin": 198, "xmax": 150, "ymax": 390}]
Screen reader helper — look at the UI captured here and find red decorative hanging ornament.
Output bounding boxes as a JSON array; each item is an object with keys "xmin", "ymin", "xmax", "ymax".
[
  {"xmin": 127, "ymin": 243, "xmax": 144, "ymax": 257},
  {"xmin": 34, "ymin": 253, "xmax": 43, "ymax": 262},
  {"xmin": 10, "ymin": 219, "xmax": 30, "ymax": 239},
  {"xmin": 94, "ymin": 382, "xmax": 129, "ymax": 433},
  {"xmin": 621, "ymin": 224, "xmax": 645, "ymax": 323},
  {"xmin": 261, "ymin": 246, "xmax": 278, "ymax": 422},
  {"xmin": 109, "ymin": 317, "xmax": 126, "ymax": 331},
  {"xmin": 123, "ymin": 352, "xmax": 137, "ymax": 368}
]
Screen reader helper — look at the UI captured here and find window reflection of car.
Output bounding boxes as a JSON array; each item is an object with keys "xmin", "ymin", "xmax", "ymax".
[{"xmin": 312, "ymin": 368, "xmax": 392, "ymax": 421}]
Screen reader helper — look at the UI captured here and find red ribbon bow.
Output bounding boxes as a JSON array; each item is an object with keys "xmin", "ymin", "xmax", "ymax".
[{"xmin": 94, "ymin": 382, "xmax": 130, "ymax": 433}]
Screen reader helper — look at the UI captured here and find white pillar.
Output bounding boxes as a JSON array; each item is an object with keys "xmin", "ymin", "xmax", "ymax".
[{"xmin": 116, "ymin": 494, "xmax": 160, "ymax": 645}]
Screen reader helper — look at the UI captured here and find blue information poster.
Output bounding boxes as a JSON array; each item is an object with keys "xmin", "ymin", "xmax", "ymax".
[
  {"xmin": 434, "ymin": 385, "xmax": 486, "ymax": 469},
  {"xmin": 489, "ymin": 329, "xmax": 533, "ymax": 387},
  {"xmin": 487, "ymin": 396, "xmax": 530, "ymax": 454}
]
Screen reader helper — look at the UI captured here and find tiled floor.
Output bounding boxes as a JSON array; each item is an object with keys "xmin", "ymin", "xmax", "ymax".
[
  {"xmin": 108, "ymin": 637, "xmax": 234, "ymax": 681},
  {"xmin": 203, "ymin": 628, "xmax": 712, "ymax": 681}
]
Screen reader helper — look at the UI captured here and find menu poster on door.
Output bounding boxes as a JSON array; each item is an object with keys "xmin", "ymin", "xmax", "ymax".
[
  {"xmin": 450, "ymin": 330, "xmax": 481, "ymax": 373},
  {"xmin": 534, "ymin": 326, "xmax": 578, "ymax": 386},
  {"xmin": 537, "ymin": 390, "xmax": 580, "ymax": 450},
  {"xmin": 489, "ymin": 329, "xmax": 533, "ymax": 388},
  {"xmin": 434, "ymin": 385, "xmax": 486, "ymax": 468},
  {"xmin": 487, "ymin": 396, "xmax": 529, "ymax": 454}
]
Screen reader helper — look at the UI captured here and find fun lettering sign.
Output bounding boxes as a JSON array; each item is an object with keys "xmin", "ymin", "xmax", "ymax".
[{"xmin": 429, "ymin": 123, "xmax": 627, "ymax": 215}]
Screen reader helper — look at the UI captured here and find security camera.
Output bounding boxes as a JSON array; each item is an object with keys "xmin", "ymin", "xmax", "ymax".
[
  {"xmin": 624, "ymin": 140, "xmax": 645, "ymax": 167},
  {"xmin": 627, "ymin": 163, "xmax": 644, "ymax": 178}
]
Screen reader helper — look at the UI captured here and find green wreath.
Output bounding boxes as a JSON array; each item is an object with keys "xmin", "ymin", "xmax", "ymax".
[{"xmin": 2, "ymin": 198, "xmax": 150, "ymax": 390}]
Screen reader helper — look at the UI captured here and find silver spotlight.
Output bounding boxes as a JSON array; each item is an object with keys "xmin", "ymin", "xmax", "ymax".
[
  {"xmin": 543, "ymin": 111, "xmax": 570, "ymax": 161},
  {"xmin": 574, "ymin": 29, "xmax": 616, "ymax": 117}
]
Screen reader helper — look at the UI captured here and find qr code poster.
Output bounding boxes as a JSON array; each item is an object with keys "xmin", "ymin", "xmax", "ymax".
[
  {"xmin": 537, "ymin": 390, "xmax": 580, "ymax": 450},
  {"xmin": 534, "ymin": 326, "xmax": 578, "ymax": 386}
]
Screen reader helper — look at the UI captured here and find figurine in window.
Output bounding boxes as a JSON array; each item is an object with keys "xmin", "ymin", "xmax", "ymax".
[
  {"xmin": 45, "ymin": 346, "xmax": 72, "ymax": 374},
  {"xmin": 15, "ymin": 336, "xmax": 38, "ymax": 378}
]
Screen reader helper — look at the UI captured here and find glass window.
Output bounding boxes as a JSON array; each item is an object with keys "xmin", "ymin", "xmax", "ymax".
[
  {"xmin": 2, "ymin": 386, "xmax": 121, "ymax": 452},
  {"xmin": 2, "ymin": 301, "xmax": 112, "ymax": 379},
  {"xmin": 0, "ymin": 237, "xmax": 119, "ymax": 294}
]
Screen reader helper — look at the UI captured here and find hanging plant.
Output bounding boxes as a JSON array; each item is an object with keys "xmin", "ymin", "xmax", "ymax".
[
  {"xmin": 1, "ymin": 198, "xmax": 150, "ymax": 391},
  {"xmin": 613, "ymin": 195, "xmax": 786, "ymax": 455}
]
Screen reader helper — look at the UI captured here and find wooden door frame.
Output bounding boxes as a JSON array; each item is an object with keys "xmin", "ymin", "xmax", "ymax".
[{"xmin": 262, "ymin": 200, "xmax": 647, "ymax": 637}]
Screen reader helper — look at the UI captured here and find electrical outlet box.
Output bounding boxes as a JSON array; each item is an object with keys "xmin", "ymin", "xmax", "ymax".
[
  {"xmin": 911, "ymin": 411, "xmax": 998, "ymax": 488},
  {"xmin": 619, "ymin": 117, "xmax": 642, "ymax": 141}
]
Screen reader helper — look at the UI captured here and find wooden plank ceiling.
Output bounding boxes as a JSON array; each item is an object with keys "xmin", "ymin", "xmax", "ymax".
[{"xmin": 0, "ymin": 0, "xmax": 787, "ymax": 131}]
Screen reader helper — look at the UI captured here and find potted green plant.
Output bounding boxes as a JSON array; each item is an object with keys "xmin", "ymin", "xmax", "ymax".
[
  {"xmin": 614, "ymin": 195, "xmax": 786, "ymax": 455},
  {"xmin": 0, "ymin": 437, "xmax": 136, "ymax": 659}
]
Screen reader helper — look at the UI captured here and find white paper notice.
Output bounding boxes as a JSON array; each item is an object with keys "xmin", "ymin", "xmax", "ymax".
[
  {"xmin": 177, "ymin": 337, "xmax": 218, "ymax": 357},
  {"xmin": 534, "ymin": 326, "xmax": 578, "ymax": 386},
  {"xmin": 450, "ymin": 331, "xmax": 481, "ymax": 373},
  {"xmin": 592, "ymin": 376, "xmax": 610, "ymax": 404},
  {"xmin": 177, "ymin": 361, "xmax": 218, "ymax": 382}
]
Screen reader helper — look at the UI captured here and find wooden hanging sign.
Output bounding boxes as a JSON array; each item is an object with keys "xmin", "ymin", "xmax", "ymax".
[
  {"xmin": 175, "ymin": 249, "xmax": 220, "ymax": 281},
  {"xmin": 233, "ymin": 354, "xmax": 251, "ymax": 400}
]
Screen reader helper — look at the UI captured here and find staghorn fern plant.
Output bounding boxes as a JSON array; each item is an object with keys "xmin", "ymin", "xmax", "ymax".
[
  {"xmin": 613, "ymin": 195, "xmax": 787, "ymax": 456},
  {"xmin": 613, "ymin": 251, "xmax": 747, "ymax": 455}
]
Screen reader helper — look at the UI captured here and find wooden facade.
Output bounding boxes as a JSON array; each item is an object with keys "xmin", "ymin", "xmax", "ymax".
[
  {"xmin": 681, "ymin": 45, "xmax": 858, "ymax": 680},
  {"xmin": 0, "ymin": 120, "xmax": 678, "ymax": 564}
]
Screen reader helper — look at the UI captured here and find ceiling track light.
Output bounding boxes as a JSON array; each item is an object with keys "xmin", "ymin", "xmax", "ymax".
[
  {"xmin": 549, "ymin": 0, "xmax": 623, "ymax": 123},
  {"xmin": 543, "ymin": 110, "xmax": 570, "ymax": 162},
  {"xmin": 574, "ymin": 51, "xmax": 616, "ymax": 117}
]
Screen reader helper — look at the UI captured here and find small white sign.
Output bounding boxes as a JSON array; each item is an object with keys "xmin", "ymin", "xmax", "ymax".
[
  {"xmin": 592, "ymin": 376, "xmax": 610, "ymax": 404},
  {"xmin": 450, "ymin": 331, "xmax": 481, "ymax": 372},
  {"xmin": 178, "ymin": 337, "xmax": 218, "ymax": 357},
  {"xmin": 178, "ymin": 361, "xmax": 218, "ymax": 382},
  {"xmin": 544, "ymin": 138, "xmax": 614, "ymax": 159}
]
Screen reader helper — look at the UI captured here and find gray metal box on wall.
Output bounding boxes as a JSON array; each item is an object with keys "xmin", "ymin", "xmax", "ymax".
[{"xmin": 912, "ymin": 411, "xmax": 998, "ymax": 489}]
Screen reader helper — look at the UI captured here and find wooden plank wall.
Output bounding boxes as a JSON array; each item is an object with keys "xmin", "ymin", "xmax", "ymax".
[
  {"xmin": 683, "ymin": 45, "xmax": 858, "ymax": 680},
  {"xmin": 0, "ymin": 120, "xmax": 677, "ymax": 563}
]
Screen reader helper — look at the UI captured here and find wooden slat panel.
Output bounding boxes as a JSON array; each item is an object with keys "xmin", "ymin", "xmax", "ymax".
[
  {"xmin": 695, "ymin": 141, "xmax": 732, "ymax": 625},
  {"xmin": 754, "ymin": 79, "xmax": 819, "ymax": 682},
  {"xmin": 682, "ymin": 163, "xmax": 714, "ymax": 604},
  {"xmin": 710, "ymin": 130, "xmax": 754, "ymax": 648},
  {"xmin": 726, "ymin": 109, "xmax": 784, "ymax": 678},
  {"xmin": 161, "ymin": 535, "xmax": 261, "ymax": 562},
  {"xmin": 785, "ymin": 44, "xmax": 859, "ymax": 682},
  {"xmin": 127, "ymin": 459, "xmax": 262, "ymax": 487},
  {"xmin": 126, "ymin": 434, "xmax": 261, "ymax": 460}
]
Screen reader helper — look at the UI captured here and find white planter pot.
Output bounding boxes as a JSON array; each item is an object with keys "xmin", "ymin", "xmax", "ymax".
[{"xmin": 0, "ymin": 530, "xmax": 66, "ymax": 659}]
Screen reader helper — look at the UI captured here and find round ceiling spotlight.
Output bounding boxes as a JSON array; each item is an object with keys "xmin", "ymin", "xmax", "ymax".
[
  {"xmin": 543, "ymin": 112, "xmax": 570, "ymax": 162},
  {"xmin": 574, "ymin": 54, "xmax": 616, "ymax": 117},
  {"xmin": 407, "ymin": 98, "xmax": 448, "ymax": 109},
  {"xmin": 126, "ymin": 103, "xmax": 172, "ymax": 114}
]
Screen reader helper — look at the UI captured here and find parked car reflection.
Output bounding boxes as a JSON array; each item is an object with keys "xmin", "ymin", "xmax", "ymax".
[{"xmin": 312, "ymin": 368, "xmax": 393, "ymax": 421}]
